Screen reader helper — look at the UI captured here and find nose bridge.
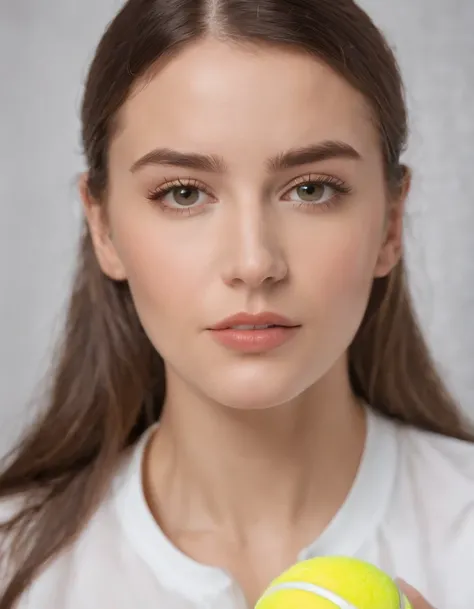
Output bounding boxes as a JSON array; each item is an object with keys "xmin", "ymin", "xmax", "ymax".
[
  {"xmin": 240, "ymin": 200, "xmax": 271, "ymax": 256},
  {"xmin": 222, "ymin": 196, "xmax": 287, "ymax": 287}
]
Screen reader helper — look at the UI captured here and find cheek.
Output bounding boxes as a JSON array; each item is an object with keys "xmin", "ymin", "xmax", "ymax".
[
  {"xmin": 110, "ymin": 208, "xmax": 206, "ymax": 326},
  {"xmin": 296, "ymin": 207, "xmax": 385, "ymax": 322}
]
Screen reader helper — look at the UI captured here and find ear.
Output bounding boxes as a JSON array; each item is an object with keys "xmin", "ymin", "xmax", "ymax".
[
  {"xmin": 79, "ymin": 173, "xmax": 127, "ymax": 281},
  {"xmin": 374, "ymin": 167, "xmax": 411, "ymax": 278}
]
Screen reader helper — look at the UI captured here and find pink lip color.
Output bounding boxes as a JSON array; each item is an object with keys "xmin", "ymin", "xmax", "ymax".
[
  {"xmin": 208, "ymin": 311, "xmax": 300, "ymax": 353},
  {"xmin": 210, "ymin": 326, "xmax": 299, "ymax": 353}
]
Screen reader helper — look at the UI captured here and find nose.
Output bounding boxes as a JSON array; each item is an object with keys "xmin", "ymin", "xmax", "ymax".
[{"xmin": 221, "ymin": 206, "xmax": 288, "ymax": 289}]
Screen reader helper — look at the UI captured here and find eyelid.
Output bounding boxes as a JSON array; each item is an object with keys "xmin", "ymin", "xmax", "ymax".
[
  {"xmin": 147, "ymin": 177, "xmax": 216, "ymax": 205},
  {"xmin": 149, "ymin": 176, "xmax": 211, "ymax": 195},
  {"xmin": 282, "ymin": 173, "xmax": 348, "ymax": 190},
  {"xmin": 280, "ymin": 173, "xmax": 352, "ymax": 199},
  {"xmin": 147, "ymin": 173, "xmax": 352, "ymax": 212}
]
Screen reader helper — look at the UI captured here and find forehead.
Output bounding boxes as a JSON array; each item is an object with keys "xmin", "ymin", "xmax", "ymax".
[{"xmin": 111, "ymin": 39, "xmax": 379, "ymax": 166}]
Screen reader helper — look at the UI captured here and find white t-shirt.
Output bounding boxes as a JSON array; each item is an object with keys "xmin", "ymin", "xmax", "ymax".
[{"xmin": 2, "ymin": 408, "xmax": 474, "ymax": 609}]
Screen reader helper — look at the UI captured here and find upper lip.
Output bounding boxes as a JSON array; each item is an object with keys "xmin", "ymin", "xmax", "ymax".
[{"xmin": 209, "ymin": 312, "xmax": 299, "ymax": 330}]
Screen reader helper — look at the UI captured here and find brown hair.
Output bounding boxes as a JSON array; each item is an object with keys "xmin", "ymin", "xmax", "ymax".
[{"xmin": 1, "ymin": 0, "xmax": 471, "ymax": 606}]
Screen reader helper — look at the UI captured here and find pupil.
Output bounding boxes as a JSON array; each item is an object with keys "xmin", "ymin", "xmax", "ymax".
[
  {"xmin": 298, "ymin": 183, "xmax": 324, "ymax": 201},
  {"xmin": 175, "ymin": 187, "xmax": 198, "ymax": 206}
]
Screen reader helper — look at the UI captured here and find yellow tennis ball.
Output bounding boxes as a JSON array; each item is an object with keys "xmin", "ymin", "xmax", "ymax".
[{"xmin": 255, "ymin": 556, "xmax": 413, "ymax": 609}]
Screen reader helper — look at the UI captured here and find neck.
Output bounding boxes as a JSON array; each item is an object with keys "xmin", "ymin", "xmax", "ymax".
[{"xmin": 145, "ymin": 358, "xmax": 366, "ymax": 542}]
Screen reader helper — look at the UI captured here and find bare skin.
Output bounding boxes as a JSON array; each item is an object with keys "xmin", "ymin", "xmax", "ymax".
[
  {"xmin": 400, "ymin": 581, "xmax": 436, "ymax": 609},
  {"xmin": 81, "ymin": 38, "xmax": 427, "ymax": 606}
]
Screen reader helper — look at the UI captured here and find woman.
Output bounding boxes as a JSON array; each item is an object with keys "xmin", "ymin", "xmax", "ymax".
[{"xmin": 0, "ymin": 0, "xmax": 472, "ymax": 607}]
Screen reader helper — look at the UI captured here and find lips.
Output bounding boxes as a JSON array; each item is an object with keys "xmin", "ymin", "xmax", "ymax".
[
  {"xmin": 209, "ymin": 313, "xmax": 301, "ymax": 355},
  {"xmin": 210, "ymin": 312, "xmax": 298, "ymax": 331},
  {"xmin": 208, "ymin": 312, "xmax": 300, "ymax": 353}
]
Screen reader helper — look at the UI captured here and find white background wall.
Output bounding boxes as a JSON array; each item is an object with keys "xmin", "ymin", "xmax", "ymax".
[{"xmin": 0, "ymin": 0, "xmax": 473, "ymax": 454}]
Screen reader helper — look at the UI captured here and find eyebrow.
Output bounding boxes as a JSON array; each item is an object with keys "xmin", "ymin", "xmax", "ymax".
[
  {"xmin": 129, "ymin": 140, "xmax": 362, "ymax": 174},
  {"xmin": 267, "ymin": 140, "xmax": 362, "ymax": 171}
]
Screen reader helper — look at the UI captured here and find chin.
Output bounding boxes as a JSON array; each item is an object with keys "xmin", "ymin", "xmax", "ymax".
[
  {"xmin": 217, "ymin": 391, "xmax": 293, "ymax": 411},
  {"xmin": 202, "ymin": 362, "xmax": 315, "ymax": 411}
]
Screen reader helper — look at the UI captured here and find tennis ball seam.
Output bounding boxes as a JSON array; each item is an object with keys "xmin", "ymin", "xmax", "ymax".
[
  {"xmin": 256, "ymin": 581, "xmax": 409, "ymax": 609},
  {"xmin": 257, "ymin": 581, "xmax": 358, "ymax": 609}
]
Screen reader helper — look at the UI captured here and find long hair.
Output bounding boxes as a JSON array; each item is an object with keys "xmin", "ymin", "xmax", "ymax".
[{"xmin": 1, "ymin": 0, "xmax": 471, "ymax": 606}]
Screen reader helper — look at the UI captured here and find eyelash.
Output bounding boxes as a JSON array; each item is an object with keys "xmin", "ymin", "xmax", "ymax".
[
  {"xmin": 147, "ymin": 178, "xmax": 213, "ymax": 216},
  {"xmin": 146, "ymin": 174, "xmax": 353, "ymax": 215}
]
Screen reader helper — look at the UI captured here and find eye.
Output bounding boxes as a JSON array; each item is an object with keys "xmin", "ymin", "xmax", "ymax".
[
  {"xmin": 162, "ymin": 185, "xmax": 206, "ymax": 208},
  {"xmin": 287, "ymin": 181, "xmax": 335, "ymax": 205},
  {"xmin": 147, "ymin": 178, "xmax": 214, "ymax": 214},
  {"xmin": 282, "ymin": 175, "xmax": 352, "ymax": 209}
]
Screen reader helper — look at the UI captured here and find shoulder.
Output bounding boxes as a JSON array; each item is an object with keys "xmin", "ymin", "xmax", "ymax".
[
  {"xmin": 394, "ymin": 422, "xmax": 474, "ymax": 544},
  {"xmin": 398, "ymin": 421, "xmax": 474, "ymax": 492},
  {"xmin": 368, "ymin": 410, "xmax": 474, "ymax": 544},
  {"xmin": 391, "ymin": 421, "xmax": 474, "ymax": 607},
  {"xmin": 0, "ymin": 489, "xmax": 124, "ymax": 608},
  {"xmin": 0, "ymin": 444, "xmax": 151, "ymax": 608}
]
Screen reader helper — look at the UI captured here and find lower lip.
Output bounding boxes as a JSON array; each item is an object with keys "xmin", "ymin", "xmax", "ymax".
[{"xmin": 209, "ymin": 326, "xmax": 299, "ymax": 353}]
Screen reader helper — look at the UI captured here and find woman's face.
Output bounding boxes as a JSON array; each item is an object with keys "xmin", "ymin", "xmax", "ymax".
[{"xmin": 85, "ymin": 39, "xmax": 403, "ymax": 410}]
